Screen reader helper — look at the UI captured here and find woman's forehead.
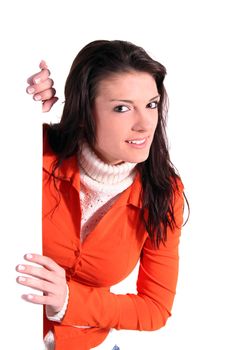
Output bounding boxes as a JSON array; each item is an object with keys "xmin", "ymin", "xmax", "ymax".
[{"xmin": 95, "ymin": 71, "xmax": 158, "ymax": 100}]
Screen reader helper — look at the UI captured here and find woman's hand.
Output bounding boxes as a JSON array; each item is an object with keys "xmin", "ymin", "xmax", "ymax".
[
  {"xmin": 26, "ymin": 60, "xmax": 58, "ymax": 113},
  {"xmin": 16, "ymin": 253, "xmax": 67, "ymax": 317}
]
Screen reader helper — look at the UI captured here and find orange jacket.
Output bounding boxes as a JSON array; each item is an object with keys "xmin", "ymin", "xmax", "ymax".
[{"xmin": 42, "ymin": 126, "xmax": 184, "ymax": 350}]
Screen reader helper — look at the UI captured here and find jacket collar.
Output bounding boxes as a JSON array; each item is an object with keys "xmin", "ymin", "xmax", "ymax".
[{"xmin": 43, "ymin": 147, "xmax": 142, "ymax": 209}]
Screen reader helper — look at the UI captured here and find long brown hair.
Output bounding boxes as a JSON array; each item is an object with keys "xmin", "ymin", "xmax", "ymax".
[{"xmin": 47, "ymin": 39, "xmax": 187, "ymax": 248}]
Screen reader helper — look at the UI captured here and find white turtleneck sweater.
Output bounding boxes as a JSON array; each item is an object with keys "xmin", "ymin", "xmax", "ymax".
[{"xmin": 44, "ymin": 144, "xmax": 137, "ymax": 350}]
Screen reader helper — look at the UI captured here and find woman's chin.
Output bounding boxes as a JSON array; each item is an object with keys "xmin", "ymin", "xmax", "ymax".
[{"xmin": 124, "ymin": 152, "xmax": 150, "ymax": 164}]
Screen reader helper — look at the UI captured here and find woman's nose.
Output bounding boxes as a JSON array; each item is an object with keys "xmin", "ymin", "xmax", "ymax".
[{"xmin": 132, "ymin": 110, "xmax": 157, "ymax": 132}]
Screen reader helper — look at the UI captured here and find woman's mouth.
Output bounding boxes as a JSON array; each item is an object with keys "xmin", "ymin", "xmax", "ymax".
[{"xmin": 125, "ymin": 138, "xmax": 148, "ymax": 148}]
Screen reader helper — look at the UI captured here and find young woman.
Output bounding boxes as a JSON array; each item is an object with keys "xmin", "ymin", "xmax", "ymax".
[{"xmin": 16, "ymin": 40, "xmax": 187, "ymax": 350}]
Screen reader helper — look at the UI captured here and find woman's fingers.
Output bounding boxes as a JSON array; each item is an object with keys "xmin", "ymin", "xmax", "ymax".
[
  {"xmin": 16, "ymin": 275, "xmax": 55, "ymax": 294},
  {"xmin": 26, "ymin": 61, "xmax": 58, "ymax": 112},
  {"xmin": 42, "ymin": 97, "xmax": 59, "ymax": 113},
  {"xmin": 39, "ymin": 59, "xmax": 48, "ymax": 70},
  {"xmin": 16, "ymin": 254, "xmax": 68, "ymax": 312},
  {"xmin": 26, "ymin": 78, "xmax": 54, "ymax": 95},
  {"xmin": 24, "ymin": 253, "xmax": 66, "ymax": 276},
  {"xmin": 15, "ymin": 263, "xmax": 59, "ymax": 284},
  {"xmin": 21, "ymin": 293, "xmax": 52, "ymax": 305},
  {"xmin": 27, "ymin": 67, "xmax": 50, "ymax": 86},
  {"xmin": 27, "ymin": 75, "xmax": 57, "ymax": 106},
  {"xmin": 33, "ymin": 88, "xmax": 56, "ymax": 103}
]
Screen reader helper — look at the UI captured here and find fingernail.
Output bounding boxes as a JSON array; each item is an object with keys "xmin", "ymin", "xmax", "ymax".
[
  {"xmin": 27, "ymin": 294, "xmax": 34, "ymax": 300},
  {"xmin": 26, "ymin": 253, "xmax": 33, "ymax": 259},
  {"xmin": 34, "ymin": 95, "xmax": 41, "ymax": 101},
  {"xmin": 18, "ymin": 276, "xmax": 26, "ymax": 282},
  {"xmin": 27, "ymin": 87, "xmax": 35, "ymax": 94},
  {"xmin": 34, "ymin": 77, "xmax": 41, "ymax": 84},
  {"xmin": 18, "ymin": 264, "xmax": 26, "ymax": 271}
]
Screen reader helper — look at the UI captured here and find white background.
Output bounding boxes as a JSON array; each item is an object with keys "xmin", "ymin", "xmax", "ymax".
[{"xmin": 1, "ymin": 0, "xmax": 227, "ymax": 349}]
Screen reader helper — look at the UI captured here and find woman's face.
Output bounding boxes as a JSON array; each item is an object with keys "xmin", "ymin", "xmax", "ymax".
[{"xmin": 92, "ymin": 71, "xmax": 160, "ymax": 165}]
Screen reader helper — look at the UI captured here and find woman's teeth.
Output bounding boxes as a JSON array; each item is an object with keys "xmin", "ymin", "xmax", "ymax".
[{"xmin": 127, "ymin": 139, "xmax": 146, "ymax": 144}]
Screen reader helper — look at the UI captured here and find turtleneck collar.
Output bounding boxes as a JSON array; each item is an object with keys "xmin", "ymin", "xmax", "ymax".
[{"xmin": 78, "ymin": 143, "xmax": 137, "ymax": 185}]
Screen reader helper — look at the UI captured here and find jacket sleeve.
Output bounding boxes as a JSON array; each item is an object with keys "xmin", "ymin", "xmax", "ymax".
[{"xmin": 60, "ymin": 182, "xmax": 184, "ymax": 331}]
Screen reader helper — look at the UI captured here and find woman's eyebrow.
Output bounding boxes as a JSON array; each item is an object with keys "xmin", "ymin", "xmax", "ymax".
[{"xmin": 109, "ymin": 95, "xmax": 160, "ymax": 104}]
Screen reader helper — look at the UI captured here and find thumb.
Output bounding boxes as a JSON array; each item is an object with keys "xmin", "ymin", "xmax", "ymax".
[{"xmin": 39, "ymin": 60, "xmax": 48, "ymax": 70}]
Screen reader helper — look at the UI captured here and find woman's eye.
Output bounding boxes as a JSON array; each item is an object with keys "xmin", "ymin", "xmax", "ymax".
[
  {"xmin": 147, "ymin": 101, "xmax": 159, "ymax": 109},
  {"xmin": 114, "ymin": 105, "xmax": 130, "ymax": 113}
]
